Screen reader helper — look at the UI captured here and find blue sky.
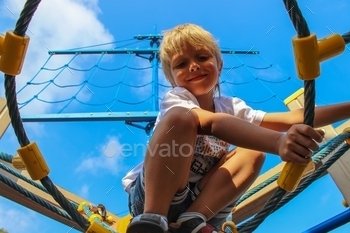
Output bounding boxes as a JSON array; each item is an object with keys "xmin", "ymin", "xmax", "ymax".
[{"xmin": 0, "ymin": 0, "xmax": 350, "ymax": 232}]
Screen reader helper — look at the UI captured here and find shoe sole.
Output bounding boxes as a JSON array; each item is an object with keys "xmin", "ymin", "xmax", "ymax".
[{"xmin": 126, "ymin": 221, "xmax": 165, "ymax": 233}]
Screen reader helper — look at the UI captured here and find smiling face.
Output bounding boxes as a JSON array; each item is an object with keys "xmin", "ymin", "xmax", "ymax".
[
  {"xmin": 170, "ymin": 43, "xmax": 221, "ymax": 97},
  {"xmin": 160, "ymin": 24, "xmax": 223, "ymax": 97}
]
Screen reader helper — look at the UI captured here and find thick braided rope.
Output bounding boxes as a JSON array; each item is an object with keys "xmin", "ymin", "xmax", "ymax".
[
  {"xmin": 0, "ymin": 152, "xmax": 13, "ymax": 163},
  {"xmin": 236, "ymin": 132, "xmax": 350, "ymax": 208},
  {"xmin": 0, "ymin": 162, "xmax": 79, "ymax": 211},
  {"xmin": 0, "ymin": 163, "xmax": 48, "ymax": 193},
  {"xmin": 4, "ymin": 0, "xmax": 43, "ymax": 146},
  {"xmin": 0, "ymin": 173, "xmax": 75, "ymax": 224},
  {"xmin": 41, "ymin": 176, "xmax": 90, "ymax": 229},
  {"xmin": 311, "ymin": 132, "xmax": 350, "ymax": 164},
  {"xmin": 282, "ymin": 0, "xmax": 310, "ymax": 37},
  {"xmin": 342, "ymin": 31, "xmax": 350, "ymax": 44},
  {"xmin": 303, "ymin": 80, "xmax": 315, "ymax": 127},
  {"xmin": 236, "ymin": 175, "xmax": 279, "ymax": 206},
  {"xmin": 236, "ymin": 133, "xmax": 348, "ymax": 206},
  {"xmin": 14, "ymin": 0, "xmax": 41, "ymax": 36},
  {"xmin": 3, "ymin": 1, "xmax": 89, "ymax": 230},
  {"xmin": 238, "ymin": 1, "xmax": 314, "ymax": 232},
  {"xmin": 272, "ymin": 143, "xmax": 350, "ymax": 214},
  {"xmin": 4, "ymin": 75, "xmax": 29, "ymax": 146},
  {"xmin": 237, "ymin": 188, "xmax": 286, "ymax": 233}
]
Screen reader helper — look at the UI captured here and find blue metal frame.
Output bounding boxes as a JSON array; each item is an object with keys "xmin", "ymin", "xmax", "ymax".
[
  {"xmin": 303, "ymin": 208, "xmax": 350, "ymax": 233},
  {"xmin": 21, "ymin": 111, "xmax": 158, "ymax": 122},
  {"xmin": 49, "ymin": 48, "xmax": 259, "ymax": 55},
  {"xmin": 22, "ymin": 34, "xmax": 259, "ymax": 133}
]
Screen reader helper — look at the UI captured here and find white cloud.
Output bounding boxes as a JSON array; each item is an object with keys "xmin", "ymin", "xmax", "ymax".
[
  {"xmin": 75, "ymin": 136, "xmax": 125, "ymax": 176},
  {"xmin": 23, "ymin": 122, "xmax": 46, "ymax": 138},
  {"xmin": 0, "ymin": 199, "xmax": 41, "ymax": 233},
  {"xmin": 78, "ymin": 184, "xmax": 90, "ymax": 199},
  {"xmin": 0, "ymin": 0, "xmax": 114, "ymax": 115},
  {"xmin": 320, "ymin": 191, "xmax": 332, "ymax": 206}
]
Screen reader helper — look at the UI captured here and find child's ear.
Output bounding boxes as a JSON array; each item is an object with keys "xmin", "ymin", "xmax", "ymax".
[{"xmin": 218, "ymin": 59, "xmax": 223, "ymax": 75}]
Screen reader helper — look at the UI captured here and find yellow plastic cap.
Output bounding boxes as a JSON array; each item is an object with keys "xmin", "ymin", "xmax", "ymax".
[
  {"xmin": 277, "ymin": 161, "xmax": 314, "ymax": 192},
  {"xmin": 105, "ymin": 216, "xmax": 115, "ymax": 225},
  {"xmin": 115, "ymin": 214, "xmax": 132, "ymax": 233},
  {"xmin": 0, "ymin": 31, "xmax": 30, "ymax": 76},
  {"xmin": 343, "ymin": 127, "xmax": 350, "ymax": 145},
  {"xmin": 86, "ymin": 221, "xmax": 110, "ymax": 233},
  {"xmin": 88, "ymin": 214, "xmax": 102, "ymax": 224},
  {"xmin": 77, "ymin": 202, "xmax": 89, "ymax": 214},
  {"xmin": 292, "ymin": 34, "xmax": 320, "ymax": 80},
  {"xmin": 318, "ymin": 34, "xmax": 345, "ymax": 62},
  {"xmin": 17, "ymin": 142, "xmax": 50, "ymax": 180}
]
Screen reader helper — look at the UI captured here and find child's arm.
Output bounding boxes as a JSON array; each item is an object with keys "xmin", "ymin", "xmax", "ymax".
[
  {"xmin": 191, "ymin": 108, "xmax": 323, "ymax": 164},
  {"xmin": 260, "ymin": 102, "xmax": 350, "ymax": 131}
]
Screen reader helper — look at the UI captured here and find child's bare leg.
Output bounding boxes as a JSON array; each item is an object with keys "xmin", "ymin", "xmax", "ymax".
[
  {"xmin": 187, "ymin": 148, "xmax": 265, "ymax": 220},
  {"xmin": 143, "ymin": 107, "xmax": 198, "ymax": 216}
]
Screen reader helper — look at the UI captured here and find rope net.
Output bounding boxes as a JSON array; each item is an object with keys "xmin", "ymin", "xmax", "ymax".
[{"xmin": 15, "ymin": 45, "xmax": 304, "ymax": 116}]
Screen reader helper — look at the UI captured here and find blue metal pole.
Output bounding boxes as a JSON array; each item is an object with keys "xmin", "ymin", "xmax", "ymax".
[
  {"xmin": 303, "ymin": 208, "xmax": 350, "ymax": 233},
  {"xmin": 151, "ymin": 50, "xmax": 159, "ymax": 111},
  {"xmin": 152, "ymin": 25, "xmax": 159, "ymax": 111}
]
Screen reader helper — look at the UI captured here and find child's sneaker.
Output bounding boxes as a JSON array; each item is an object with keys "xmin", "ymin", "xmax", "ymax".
[
  {"xmin": 126, "ymin": 213, "xmax": 168, "ymax": 233},
  {"xmin": 168, "ymin": 217, "xmax": 221, "ymax": 233}
]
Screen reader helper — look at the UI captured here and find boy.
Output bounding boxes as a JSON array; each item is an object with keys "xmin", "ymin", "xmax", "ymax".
[{"xmin": 123, "ymin": 23, "xmax": 350, "ymax": 233}]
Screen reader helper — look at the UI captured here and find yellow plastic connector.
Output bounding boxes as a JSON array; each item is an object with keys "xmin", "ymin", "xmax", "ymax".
[
  {"xmin": 77, "ymin": 202, "xmax": 90, "ymax": 214},
  {"xmin": 283, "ymin": 88, "xmax": 304, "ymax": 106},
  {"xmin": 277, "ymin": 161, "xmax": 315, "ymax": 192},
  {"xmin": 11, "ymin": 154, "xmax": 26, "ymax": 170},
  {"xmin": 221, "ymin": 221, "xmax": 238, "ymax": 233},
  {"xmin": 293, "ymin": 34, "xmax": 319, "ymax": 80},
  {"xmin": 89, "ymin": 214, "xmax": 103, "ymax": 223},
  {"xmin": 342, "ymin": 199, "xmax": 349, "ymax": 208},
  {"xmin": 105, "ymin": 216, "xmax": 115, "ymax": 225},
  {"xmin": 115, "ymin": 214, "xmax": 132, "ymax": 233},
  {"xmin": 343, "ymin": 127, "xmax": 350, "ymax": 145},
  {"xmin": 318, "ymin": 34, "xmax": 345, "ymax": 62},
  {"xmin": 17, "ymin": 142, "xmax": 50, "ymax": 180},
  {"xmin": 86, "ymin": 221, "xmax": 110, "ymax": 233},
  {"xmin": 0, "ymin": 31, "xmax": 30, "ymax": 76},
  {"xmin": 292, "ymin": 33, "xmax": 345, "ymax": 80}
]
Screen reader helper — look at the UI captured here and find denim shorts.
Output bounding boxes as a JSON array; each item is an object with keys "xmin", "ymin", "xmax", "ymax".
[{"xmin": 128, "ymin": 173, "xmax": 232, "ymax": 230}]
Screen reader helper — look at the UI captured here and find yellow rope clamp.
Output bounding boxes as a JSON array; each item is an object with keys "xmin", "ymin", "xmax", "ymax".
[
  {"xmin": 78, "ymin": 202, "xmax": 117, "ymax": 233},
  {"xmin": 87, "ymin": 219, "xmax": 111, "ymax": 233},
  {"xmin": 17, "ymin": 142, "xmax": 50, "ymax": 180},
  {"xmin": 292, "ymin": 33, "xmax": 345, "ymax": 80},
  {"xmin": 0, "ymin": 31, "xmax": 30, "ymax": 76},
  {"xmin": 277, "ymin": 161, "xmax": 315, "ymax": 192},
  {"xmin": 343, "ymin": 127, "xmax": 350, "ymax": 145}
]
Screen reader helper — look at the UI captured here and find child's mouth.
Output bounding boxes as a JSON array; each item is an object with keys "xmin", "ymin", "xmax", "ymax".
[{"xmin": 188, "ymin": 75, "xmax": 206, "ymax": 82}]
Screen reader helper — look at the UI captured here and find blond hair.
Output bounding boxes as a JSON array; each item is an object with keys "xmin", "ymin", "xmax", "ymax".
[{"xmin": 159, "ymin": 23, "xmax": 223, "ymax": 93}]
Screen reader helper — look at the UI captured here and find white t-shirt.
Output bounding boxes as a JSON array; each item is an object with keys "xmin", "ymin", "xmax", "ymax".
[{"xmin": 122, "ymin": 87, "xmax": 266, "ymax": 193}]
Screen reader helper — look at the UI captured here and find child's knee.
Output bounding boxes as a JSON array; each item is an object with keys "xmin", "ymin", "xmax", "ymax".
[
  {"xmin": 162, "ymin": 107, "xmax": 198, "ymax": 130},
  {"xmin": 253, "ymin": 151, "xmax": 266, "ymax": 165},
  {"xmin": 235, "ymin": 148, "xmax": 266, "ymax": 166}
]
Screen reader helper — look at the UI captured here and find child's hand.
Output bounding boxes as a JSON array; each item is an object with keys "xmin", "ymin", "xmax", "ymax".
[{"xmin": 277, "ymin": 124, "xmax": 325, "ymax": 164}]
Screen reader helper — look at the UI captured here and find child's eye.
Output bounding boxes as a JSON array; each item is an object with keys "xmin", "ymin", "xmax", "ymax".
[
  {"xmin": 174, "ymin": 61, "xmax": 186, "ymax": 68},
  {"xmin": 198, "ymin": 55, "xmax": 209, "ymax": 61}
]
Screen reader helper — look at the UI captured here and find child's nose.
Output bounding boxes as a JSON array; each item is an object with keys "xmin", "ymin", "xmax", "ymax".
[{"xmin": 189, "ymin": 62, "xmax": 200, "ymax": 72}]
